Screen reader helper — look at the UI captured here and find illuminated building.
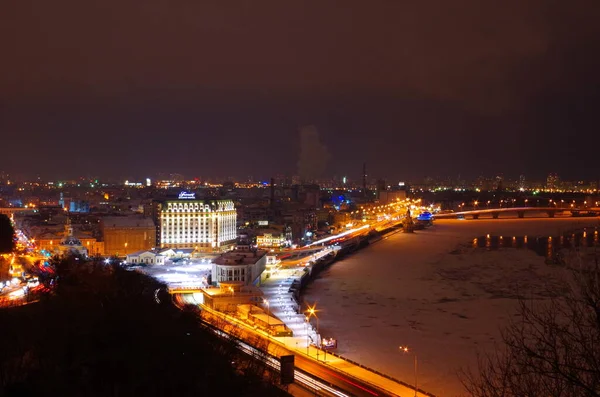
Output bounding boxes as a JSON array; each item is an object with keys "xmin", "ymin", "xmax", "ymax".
[
  {"xmin": 101, "ymin": 216, "xmax": 156, "ymax": 257},
  {"xmin": 256, "ymin": 231, "xmax": 287, "ymax": 249},
  {"xmin": 546, "ymin": 173, "xmax": 560, "ymax": 191},
  {"xmin": 155, "ymin": 193, "xmax": 237, "ymax": 251},
  {"xmin": 36, "ymin": 220, "xmax": 104, "ymax": 256},
  {"xmin": 212, "ymin": 245, "xmax": 267, "ymax": 286},
  {"xmin": 57, "ymin": 221, "xmax": 88, "ymax": 257},
  {"xmin": 126, "ymin": 250, "xmax": 165, "ymax": 265}
]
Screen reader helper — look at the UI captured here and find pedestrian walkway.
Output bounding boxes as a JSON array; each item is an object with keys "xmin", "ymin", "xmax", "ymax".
[
  {"xmin": 272, "ymin": 335, "xmax": 432, "ymax": 397},
  {"xmin": 261, "ymin": 267, "xmax": 319, "ymax": 346},
  {"xmin": 259, "ymin": 253, "xmax": 434, "ymax": 397}
]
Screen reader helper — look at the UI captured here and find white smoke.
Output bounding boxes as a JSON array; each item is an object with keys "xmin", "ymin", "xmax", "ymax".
[{"xmin": 297, "ymin": 125, "xmax": 330, "ymax": 183}]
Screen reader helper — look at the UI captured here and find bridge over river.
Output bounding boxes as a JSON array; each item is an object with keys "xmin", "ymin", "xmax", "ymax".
[{"xmin": 434, "ymin": 206, "xmax": 599, "ymax": 219}]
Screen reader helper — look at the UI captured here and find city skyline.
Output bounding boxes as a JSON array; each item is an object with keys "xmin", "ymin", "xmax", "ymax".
[
  {"xmin": 2, "ymin": 2, "xmax": 600, "ymax": 396},
  {"xmin": 1, "ymin": 169, "xmax": 599, "ymax": 189},
  {"xmin": 2, "ymin": 1, "xmax": 600, "ymax": 181}
]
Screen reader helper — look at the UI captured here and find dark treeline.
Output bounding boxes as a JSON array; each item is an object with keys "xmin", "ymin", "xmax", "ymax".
[
  {"xmin": 0, "ymin": 214, "xmax": 14, "ymax": 254},
  {"xmin": 0, "ymin": 256, "xmax": 288, "ymax": 397}
]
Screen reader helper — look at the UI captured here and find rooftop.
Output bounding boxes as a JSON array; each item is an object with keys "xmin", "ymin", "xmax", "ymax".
[
  {"xmin": 102, "ymin": 216, "xmax": 155, "ymax": 229},
  {"xmin": 214, "ymin": 248, "xmax": 267, "ymax": 266}
]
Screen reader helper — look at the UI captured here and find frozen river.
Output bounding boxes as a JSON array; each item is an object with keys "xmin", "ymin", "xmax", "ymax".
[{"xmin": 303, "ymin": 217, "xmax": 599, "ymax": 396}]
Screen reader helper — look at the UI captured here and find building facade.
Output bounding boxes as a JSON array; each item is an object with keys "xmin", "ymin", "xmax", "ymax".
[
  {"xmin": 255, "ymin": 232, "xmax": 287, "ymax": 249},
  {"xmin": 212, "ymin": 246, "xmax": 267, "ymax": 286},
  {"xmin": 35, "ymin": 220, "xmax": 104, "ymax": 256},
  {"xmin": 126, "ymin": 250, "xmax": 166, "ymax": 265},
  {"xmin": 155, "ymin": 197, "xmax": 237, "ymax": 251},
  {"xmin": 101, "ymin": 216, "xmax": 156, "ymax": 257}
]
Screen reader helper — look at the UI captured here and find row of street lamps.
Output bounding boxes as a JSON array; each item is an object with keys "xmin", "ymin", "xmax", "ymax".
[
  {"xmin": 304, "ymin": 303, "xmax": 419, "ymax": 396},
  {"xmin": 459, "ymin": 198, "xmax": 598, "ymax": 211},
  {"xmin": 264, "ymin": 299, "xmax": 419, "ymax": 396}
]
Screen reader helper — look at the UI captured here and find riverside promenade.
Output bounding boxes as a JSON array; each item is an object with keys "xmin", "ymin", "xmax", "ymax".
[{"xmin": 261, "ymin": 257, "xmax": 435, "ymax": 397}]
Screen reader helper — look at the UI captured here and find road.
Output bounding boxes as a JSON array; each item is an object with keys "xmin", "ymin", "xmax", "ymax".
[
  {"xmin": 178, "ymin": 295, "xmax": 429, "ymax": 397},
  {"xmin": 293, "ymin": 351, "xmax": 394, "ymax": 397}
]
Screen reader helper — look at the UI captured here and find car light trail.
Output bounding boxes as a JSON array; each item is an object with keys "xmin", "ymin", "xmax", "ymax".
[
  {"xmin": 308, "ymin": 224, "xmax": 371, "ymax": 247},
  {"xmin": 203, "ymin": 316, "xmax": 351, "ymax": 397},
  {"xmin": 235, "ymin": 338, "xmax": 351, "ymax": 397}
]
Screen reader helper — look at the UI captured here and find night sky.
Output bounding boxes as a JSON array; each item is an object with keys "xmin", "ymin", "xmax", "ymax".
[{"xmin": 2, "ymin": 1, "xmax": 599, "ymax": 182}]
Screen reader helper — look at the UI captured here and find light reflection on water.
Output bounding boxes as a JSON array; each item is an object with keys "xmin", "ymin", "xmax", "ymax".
[{"xmin": 471, "ymin": 227, "xmax": 599, "ymax": 259}]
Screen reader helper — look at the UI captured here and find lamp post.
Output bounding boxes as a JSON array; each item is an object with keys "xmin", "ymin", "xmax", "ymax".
[
  {"xmin": 305, "ymin": 316, "xmax": 310, "ymax": 355},
  {"xmin": 306, "ymin": 305, "xmax": 320, "ymax": 361},
  {"xmin": 307, "ymin": 306, "xmax": 319, "ymax": 334},
  {"xmin": 399, "ymin": 346, "xmax": 418, "ymax": 397}
]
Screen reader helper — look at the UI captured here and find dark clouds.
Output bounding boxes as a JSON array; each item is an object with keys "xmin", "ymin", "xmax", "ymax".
[{"xmin": 1, "ymin": 0, "xmax": 599, "ymax": 181}]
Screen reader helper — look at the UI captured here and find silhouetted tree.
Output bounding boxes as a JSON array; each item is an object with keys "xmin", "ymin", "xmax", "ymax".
[
  {"xmin": 0, "ymin": 214, "xmax": 15, "ymax": 253},
  {"xmin": 461, "ymin": 257, "xmax": 600, "ymax": 397},
  {"xmin": 0, "ymin": 256, "xmax": 289, "ymax": 396}
]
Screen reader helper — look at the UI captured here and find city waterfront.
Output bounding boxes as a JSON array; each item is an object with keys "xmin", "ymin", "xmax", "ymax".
[{"xmin": 303, "ymin": 217, "xmax": 600, "ymax": 396}]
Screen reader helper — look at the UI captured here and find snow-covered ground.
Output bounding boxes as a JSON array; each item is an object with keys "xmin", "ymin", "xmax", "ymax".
[
  {"xmin": 140, "ymin": 259, "xmax": 215, "ymax": 288},
  {"xmin": 303, "ymin": 217, "xmax": 600, "ymax": 396}
]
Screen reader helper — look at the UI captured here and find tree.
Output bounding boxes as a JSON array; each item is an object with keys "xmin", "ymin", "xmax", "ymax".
[
  {"xmin": 461, "ymin": 257, "xmax": 600, "ymax": 397},
  {"xmin": 0, "ymin": 256, "xmax": 289, "ymax": 396},
  {"xmin": 0, "ymin": 214, "xmax": 15, "ymax": 253}
]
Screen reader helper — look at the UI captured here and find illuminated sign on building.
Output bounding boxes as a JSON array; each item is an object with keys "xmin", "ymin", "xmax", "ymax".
[{"xmin": 178, "ymin": 192, "xmax": 196, "ymax": 199}]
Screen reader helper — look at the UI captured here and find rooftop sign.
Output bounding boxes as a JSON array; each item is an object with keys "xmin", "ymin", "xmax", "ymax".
[{"xmin": 178, "ymin": 191, "xmax": 196, "ymax": 200}]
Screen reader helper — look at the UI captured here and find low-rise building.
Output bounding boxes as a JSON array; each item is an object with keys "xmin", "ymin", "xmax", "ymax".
[
  {"xmin": 157, "ymin": 247, "xmax": 195, "ymax": 259},
  {"xmin": 126, "ymin": 250, "xmax": 166, "ymax": 265},
  {"xmin": 255, "ymin": 228, "xmax": 288, "ymax": 249},
  {"xmin": 237, "ymin": 304, "xmax": 292, "ymax": 336},
  {"xmin": 192, "ymin": 283, "xmax": 263, "ymax": 312},
  {"xmin": 35, "ymin": 220, "xmax": 104, "ymax": 256},
  {"xmin": 212, "ymin": 245, "xmax": 267, "ymax": 287}
]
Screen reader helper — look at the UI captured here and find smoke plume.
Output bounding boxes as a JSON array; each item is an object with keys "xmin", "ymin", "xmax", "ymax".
[{"xmin": 297, "ymin": 125, "xmax": 330, "ymax": 183}]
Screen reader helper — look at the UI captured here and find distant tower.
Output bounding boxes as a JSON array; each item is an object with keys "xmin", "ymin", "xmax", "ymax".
[
  {"xmin": 362, "ymin": 163, "xmax": 367, "ymax": 195},
  {"xmin": 546, "ymin": 173, "xmax": 559, "ymax": 191},
  {"xmin": 518, "ymin": 174, "xmax": 526, "ymax": 190},
  {"xmin": 270, "ymin": 177, "xmax": 275, "ymax": 208}
]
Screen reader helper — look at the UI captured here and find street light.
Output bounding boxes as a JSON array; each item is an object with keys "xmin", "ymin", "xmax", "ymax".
[
  {"xmin": 305, "ymin": 316, "xmax": 310, "ymax": 355},
  {"xmin": 306, "ymin": 304, "xmax": 319, "ymax": 336},
  {"xmin": 399, "ymin": 345, "xmax": 418, "ymax": 397},
  {"xmin": 306, "ymin": 304, "xmax": 320, "ymax": 360}
]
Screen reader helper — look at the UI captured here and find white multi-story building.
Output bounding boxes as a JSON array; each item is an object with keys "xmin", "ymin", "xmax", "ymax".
[
  {"xmin": 212, "ymin": 245, "xmax": 267, "ymax": 286},
  {"xmin": 156, "ymin": 195, "xmax": 237, "ymax": 251}
]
